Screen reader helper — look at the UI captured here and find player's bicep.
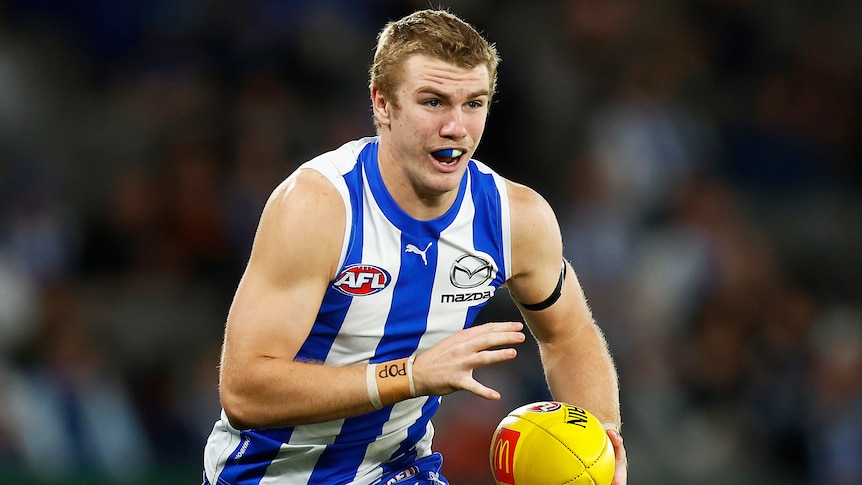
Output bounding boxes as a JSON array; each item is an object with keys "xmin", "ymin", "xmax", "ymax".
[
  {"xmin": 504, "ymin": 182, "xmax": 593, "ymax": 343},
  {"xmin": 505, "ymin": 182, "xmax": 564, "ymax": 309}
]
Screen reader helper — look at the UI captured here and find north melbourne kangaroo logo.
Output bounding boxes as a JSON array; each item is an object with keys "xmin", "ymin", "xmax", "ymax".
[{"xmin": 405, "ymin": 242, "xmax": 433, "ymax": 265}]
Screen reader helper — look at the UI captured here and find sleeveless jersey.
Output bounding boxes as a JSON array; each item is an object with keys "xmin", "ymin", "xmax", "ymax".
[{"xmin": 203, "ymin": 137, "xmax": 513, "ymax": 484}]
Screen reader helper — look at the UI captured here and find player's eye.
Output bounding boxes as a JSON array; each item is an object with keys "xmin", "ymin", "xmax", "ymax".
[
  {"xmin": 467, "ymin": 100, "xmax": 484, "ymax": 109},
  {"xmin": 424, "ymin": 98, "xmax": 441, "ymax": 108}
]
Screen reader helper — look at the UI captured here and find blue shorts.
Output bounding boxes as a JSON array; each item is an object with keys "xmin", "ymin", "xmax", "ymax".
[
  {"xmin": 202, "ymin": 452, "xmax": 449, "ymax": 485},
  {"xmin": 380, "ymin": 452, "xmax": 449, "ymax": 485}
]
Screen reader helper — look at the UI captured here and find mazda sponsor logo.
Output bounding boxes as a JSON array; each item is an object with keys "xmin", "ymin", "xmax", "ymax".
[{"xmin": 449, "ymin": 254, "xmax": 494, "ymax": 289}]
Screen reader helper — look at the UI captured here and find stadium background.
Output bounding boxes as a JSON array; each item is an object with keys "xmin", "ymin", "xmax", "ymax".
[{"xmin": 0, "ymin": 1, "xmax": 860, "ymax": 484}]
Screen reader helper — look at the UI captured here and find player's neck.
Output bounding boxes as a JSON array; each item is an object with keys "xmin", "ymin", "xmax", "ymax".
[{"xmin": 376, "ymin": 146, "xmax": 458, "ymax": 221}]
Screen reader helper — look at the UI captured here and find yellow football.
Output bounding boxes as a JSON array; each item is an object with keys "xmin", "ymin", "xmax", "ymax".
[{"xmin": 489, "ymin": 401, "xmax": 615, "ymax": 485}]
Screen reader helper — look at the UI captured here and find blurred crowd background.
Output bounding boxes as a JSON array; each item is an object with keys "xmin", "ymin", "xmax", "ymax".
[{"xmin": 0, "ymin": 0, "xmax": 860, "ymax": 484}]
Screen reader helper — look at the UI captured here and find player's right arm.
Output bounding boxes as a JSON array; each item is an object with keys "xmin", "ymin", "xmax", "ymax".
[{"xmin": 218, "ymin": 167, "xmax": 377, "ymax": 429}]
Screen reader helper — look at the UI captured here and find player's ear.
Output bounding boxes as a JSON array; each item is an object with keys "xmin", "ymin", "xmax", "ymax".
[{"xmin": 371, "ymin": 87, "xmax": 391, "ymax": 127}]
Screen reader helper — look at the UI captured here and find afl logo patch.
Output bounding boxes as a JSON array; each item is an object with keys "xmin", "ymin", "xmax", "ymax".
[
  {"xmin": 450, "ymin": 254, "xmax": 495, "ymax": 289},
  {"xmin": 526, "ymin": 401, "xmax": 562, "ymax": 413},
  {"xmin": 332, "ymin": 264, "xmax": 391, "ymax": 296}
]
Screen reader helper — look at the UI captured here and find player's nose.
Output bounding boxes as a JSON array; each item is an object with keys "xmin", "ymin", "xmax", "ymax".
[{"xmin": 439, "ymin": 109, "xmax": 468, "ymax": 139}]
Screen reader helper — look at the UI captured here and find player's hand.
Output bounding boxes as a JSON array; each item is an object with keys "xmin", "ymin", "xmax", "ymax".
[
  {"xmin": 412, "ymin": 321, "xmax": 525, "ymax": 399},
  {"xmin": 607, "ymin": 429, "xmax": 628, "ymax": 485}
]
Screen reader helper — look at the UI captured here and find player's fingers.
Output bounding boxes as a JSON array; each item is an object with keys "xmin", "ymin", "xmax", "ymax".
[
  {"xmin": 460, "ymin": 377, "xmax": 501, "ymax": 401},
  {"xmin": 436, "ymin": 321, "xmax": 522, "ymax": 354},
  {"xmin": 486, "ymin": 321, "xmax": 524, "ymax": 333},
  {"xmin": 458, "ymin": 321, "xmax": 525, "ymax": 351},
  {"xmin": 474, "ymin": 347, "xmax": 519, "ymax": 367},
  {"xmin": 470, "ymin": 329, "xmax": 525, "ymax": 352},
  {"xmin": 607, "ymin": 430, "xmax": 628, "ymax": 485},
  {"xmin": 607, "ymin": 429, "xmax": 626, "ymax": 462},
  {"xmin": 463, "ymin": 321, "xmax": 523, "ymax": 336}
]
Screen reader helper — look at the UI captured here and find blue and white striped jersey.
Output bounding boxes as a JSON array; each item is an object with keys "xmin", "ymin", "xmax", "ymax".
[{"xmin": 203, "ymin": 137, "xmax": 513, "ymax": 484}]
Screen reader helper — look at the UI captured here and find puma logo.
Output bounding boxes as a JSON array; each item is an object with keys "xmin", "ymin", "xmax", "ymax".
[
  {"xmin": 429, "ymin": 471, "xmax": 446, "ymax": 485},
  {"xmin": 405, "ymin": 242, "xmax": 433, "ymax": 265}
]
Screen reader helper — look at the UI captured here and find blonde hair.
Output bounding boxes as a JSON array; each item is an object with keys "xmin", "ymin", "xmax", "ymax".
[{"xmin": 369, "ymin": 9, "xmax": 500, "ymax": 108}]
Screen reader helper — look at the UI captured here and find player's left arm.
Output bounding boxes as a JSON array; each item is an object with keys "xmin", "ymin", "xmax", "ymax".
[{"xmin": 505, "ymin": 180, "xmax": 628, "ymax": 483}]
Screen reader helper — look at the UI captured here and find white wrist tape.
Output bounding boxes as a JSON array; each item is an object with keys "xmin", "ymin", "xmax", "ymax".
[
  {"xmin": 366, "ymin": 363, "xmax": 382, "ymax": 409},
  {"xmin": 367, "ymin": 356, "xmax": 416, "ymax": 409},
  {"xmin": 407, "ymin": 354, "xmax": 416, "ymax": 398}
]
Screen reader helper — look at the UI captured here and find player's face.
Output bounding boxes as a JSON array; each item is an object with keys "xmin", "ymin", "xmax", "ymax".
[{"xmin": 374, "ymin": 54, "xmax": 490, "ymax": 206}]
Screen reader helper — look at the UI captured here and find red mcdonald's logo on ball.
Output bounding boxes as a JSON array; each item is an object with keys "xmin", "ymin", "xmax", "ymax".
[{"xmin": 492, "ymin": 427, "xmax": 520, "ymax": 484}]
